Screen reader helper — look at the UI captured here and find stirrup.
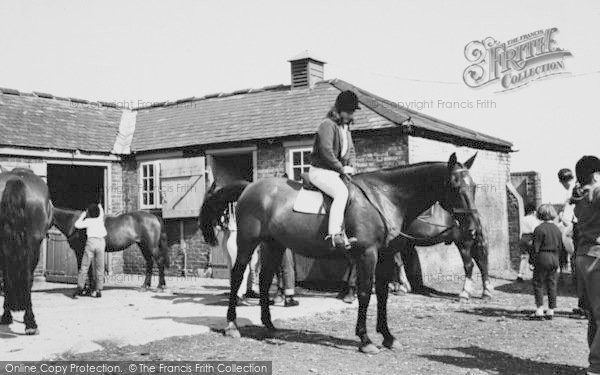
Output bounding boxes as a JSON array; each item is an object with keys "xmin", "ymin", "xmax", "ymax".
[{"xmin": 326, "ymin": 232, "xmax": 357, "ymax": 250}]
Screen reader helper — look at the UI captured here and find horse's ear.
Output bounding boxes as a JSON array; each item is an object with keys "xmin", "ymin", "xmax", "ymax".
[
  {"xmin": 448, "ymin": 153, "xmax": 458, "ymax": 170},
  {"xmin": 464, "ymin": 152, "xmax": 478, "ymax": 169}
]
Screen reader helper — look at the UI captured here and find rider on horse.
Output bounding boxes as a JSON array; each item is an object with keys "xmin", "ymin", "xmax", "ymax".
[{"xmin": 309, "ymin": 90, "xmax": 360, "ymax": 250}]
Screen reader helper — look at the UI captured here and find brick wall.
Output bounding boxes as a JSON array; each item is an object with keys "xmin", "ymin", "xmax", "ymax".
[
  {"xmin": 507, "ymin": 187, "xmax": 521, "ymax": 270},
  {"xmin": 511, "ymin": 171, "xmax": 542, "ymax": 206},
  {"xmin": 257, "ymin": 141, "xmax": 287, "ymax": 178},
  {"xmin": 408, "ymin": 136, "xmax": 511, "ymax": 277}
]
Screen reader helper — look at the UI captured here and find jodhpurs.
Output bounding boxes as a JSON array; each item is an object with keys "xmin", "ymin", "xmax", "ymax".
[{"xmin": 308, "ymin": 165, "xmax": 348, "ymax": 235}]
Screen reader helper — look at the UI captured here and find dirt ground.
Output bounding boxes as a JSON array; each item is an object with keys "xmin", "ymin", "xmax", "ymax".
[{"xmin": 48, "ymin": 271, "xmax": 591, "ymax": 375}]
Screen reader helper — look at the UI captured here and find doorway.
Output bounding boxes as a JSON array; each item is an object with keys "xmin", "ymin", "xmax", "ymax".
[{"xmin": 46, "ymin": 164, "xmax": 107, "ymax": 283}]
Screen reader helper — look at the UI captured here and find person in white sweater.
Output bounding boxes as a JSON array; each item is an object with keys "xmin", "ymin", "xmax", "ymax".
[{"xmin": 72, "ymin": 203, "xmax": 107, "ymax": 299}]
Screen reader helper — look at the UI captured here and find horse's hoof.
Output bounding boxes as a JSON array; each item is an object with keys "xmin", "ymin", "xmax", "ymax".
[
  {"xmin": 359, "ymin": 343, "xmax": 380, "ymax": 354},
  {"xmin": 342, "ymin": 294, "xmax": 356, "ymax": 304},
  {"xmin": 482, "ymin": 293, "xmax": 492, "ymax": 301},
  {"xmin": 139, "ymin": 286, "xmax": 150, "ymax": 292},
  {"xmin": 25, "ymin": 328, "xmax": 39, "ymax": 335},
  {"xmin": 382, "ymin": 338, "xmax": 399, "ymax": 350},
  {"xmin": 224, "ymin": 327, "xmax": 241, "ymax": 338},
  {"xmin": 264, "ymin": 323, "xmax": 277, "ymax": 331}
]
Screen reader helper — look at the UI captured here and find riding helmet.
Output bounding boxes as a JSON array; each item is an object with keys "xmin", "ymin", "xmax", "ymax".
[{"xmin": 335, "ymin": 90, "xmax": 361, "ymax": 112}]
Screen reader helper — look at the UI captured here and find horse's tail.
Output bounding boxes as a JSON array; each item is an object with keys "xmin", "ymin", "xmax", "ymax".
[
  {"xmin": 0, "ymin": 179, "xmax": 30, "ymax": 311},
  {"xmin": 199, "ymin": 180, "xmax": 250, "ymax": 246}
]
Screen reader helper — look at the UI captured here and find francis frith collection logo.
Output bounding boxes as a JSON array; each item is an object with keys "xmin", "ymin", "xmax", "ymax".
[{"xmin": 463, "ymin": 27, "xmax": 572, "ymax": 91}]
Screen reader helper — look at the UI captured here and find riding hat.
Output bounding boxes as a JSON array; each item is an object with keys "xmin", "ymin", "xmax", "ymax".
[{"xmin": 335, "ymin": 90, "xmax": 361, "ymax": 112}]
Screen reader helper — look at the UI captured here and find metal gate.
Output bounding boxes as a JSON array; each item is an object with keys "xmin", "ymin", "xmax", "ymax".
[{"xmin": 45, "ymin": 228, "xmax": 79, "ymax": 283}]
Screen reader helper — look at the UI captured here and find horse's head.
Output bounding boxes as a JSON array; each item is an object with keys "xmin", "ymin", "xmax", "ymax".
[{"xmin": 439, "ymin": 152, "xmax": 482, "ymax": 242}]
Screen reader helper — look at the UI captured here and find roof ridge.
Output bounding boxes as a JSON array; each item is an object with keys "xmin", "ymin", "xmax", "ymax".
[
  {"xmin": 134, "ymin": 83, "xmax": 293, "ymax": 111},
  {"xmin": 0, "ymin": 87, "xmax": 121, "ymax": 109}
]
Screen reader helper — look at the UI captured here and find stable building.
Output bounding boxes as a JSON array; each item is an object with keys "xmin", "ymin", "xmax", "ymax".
[{"xmin": 0, "ymin": 52, "xmax": 514, "ymax": 282}]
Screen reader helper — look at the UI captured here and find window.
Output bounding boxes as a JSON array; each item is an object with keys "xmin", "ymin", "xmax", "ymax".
[
  {"xmin": 140, "ymin": 161, "xmax": 161, "ymax": 209},
  {"xmin": 288, "ymin": 147, "xmax": 312, "ymax": 181}
]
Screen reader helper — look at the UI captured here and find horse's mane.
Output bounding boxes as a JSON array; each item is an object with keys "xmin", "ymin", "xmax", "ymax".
[{"xmin": 356, "ymin": 160, "xmax": 450, "ymax": 178}]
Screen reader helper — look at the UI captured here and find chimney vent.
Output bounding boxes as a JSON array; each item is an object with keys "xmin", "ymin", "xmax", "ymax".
[{"xmin": 288, "ymin": 50, "xmax": 326, "ymax": 89}]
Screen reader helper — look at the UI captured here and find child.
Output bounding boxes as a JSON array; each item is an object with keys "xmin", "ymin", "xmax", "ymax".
[
  {"xmin": 72, "ymin": 203, "xmax": 107, "ymax": 299},
  {"xmin": 530, "ymin": 204, "xmax": 563, "ymax": 320},
  {"xmin": 517, "ymin": 203, "xmax": 540, "ymax": 282}
]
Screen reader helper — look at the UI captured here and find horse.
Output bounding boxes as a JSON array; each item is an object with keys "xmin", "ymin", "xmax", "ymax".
[
  {"xmin": 51, "ymin": 207, "xmax": 170, "ymax": 290},
  {"xmin": 341, "ymin": 201, "xmax": 490, "ymax": 301},
  {"xmin": 0, "ymin": 167, "xmax": 53, "ymax": 335},
  {"xmin": 200, "ymin": 152, "xmax": 487, "ymax": 354}
]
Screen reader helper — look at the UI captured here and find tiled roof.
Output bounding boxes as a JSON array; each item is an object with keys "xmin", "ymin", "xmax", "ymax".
[
  {"xmin": 132, "ymin": 79, "xmax": 512, "ymax": 152},
  {"xmin": 0, "ymin": 88, "xmax": 122, "ymax": 153},
  {"xmin": 132, "ymin": 82, "xmax": 394, "ymax": 152}
]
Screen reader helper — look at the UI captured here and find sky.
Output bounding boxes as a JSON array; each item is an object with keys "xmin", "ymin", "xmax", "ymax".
[{"xmin": 0, "ymin": 0, "xmax": 598, "ymax": 203}]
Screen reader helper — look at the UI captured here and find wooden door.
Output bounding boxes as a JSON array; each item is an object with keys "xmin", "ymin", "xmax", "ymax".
[
  {"xmin": 160, "ymin": 156, "xmax": 206, "ymax": 218},
  {"xmin": 45, "ymin": 228, "xmax": 79, "ymax": 283}
]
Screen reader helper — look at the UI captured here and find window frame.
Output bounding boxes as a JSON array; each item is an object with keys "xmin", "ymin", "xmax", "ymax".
[
  {"xmin": 139, "ymin": 161, "xmax": 161, "ymax": 209},
  {"xmin": 287, "ymin": 147, "xmax": 313, "ymax": 182}
]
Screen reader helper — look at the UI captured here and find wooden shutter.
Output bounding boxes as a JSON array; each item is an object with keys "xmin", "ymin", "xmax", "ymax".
[{"xmin": 160, "ymin": 156, "xmax": 206, "ymax": 218}]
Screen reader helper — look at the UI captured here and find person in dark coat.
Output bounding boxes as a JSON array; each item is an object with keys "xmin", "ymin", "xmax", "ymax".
[
  {"xmin": 529, "ymin": 204, "xmax": 563, "ymax": 320},
  {"xmin": 573, "ymin": 156, "xmax": 600, "ymax": 375}
]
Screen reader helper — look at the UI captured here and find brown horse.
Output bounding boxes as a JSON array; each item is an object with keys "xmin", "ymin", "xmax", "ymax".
[
  {"xmin": 0, "ymin": 168, "xmax": 53, "ymax": 335},
  {"xmin": 51, "ymin": 208, "xmax": 170, "ymax": 289},
  {"xmin": 200, "ymin": 153, "xmax": 486, "ymax": 353}
]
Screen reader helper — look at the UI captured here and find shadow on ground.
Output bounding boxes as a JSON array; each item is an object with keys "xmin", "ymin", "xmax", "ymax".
[
  {"xmin": 495, "ymin": 274, "xmax": 577, "ymax": 298},
  {"xmin": 145, "ymin": 315, "xmax": 359, "ymax": 351},
  {"xmin": 457, "ymin": 306, "xmax": 588, "ymax": 321},
  {"xmin": 421, "ymin": 345, "xmax": 583, "ymax": 375}
]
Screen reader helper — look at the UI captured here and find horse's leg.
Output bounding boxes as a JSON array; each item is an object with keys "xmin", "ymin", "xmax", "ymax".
[
  {"xmin": 225, "ymin": 233, "xmax": 260, "ymax": 338},
  {"xmin": 356, "ymin": 246, "xmax": 379, "ymax": 354},
  {"xmin": 402, "ymin": 244, "xmax": 425, "ymax": 294},
  {"xmin": 473, "ymin": 245, "xmax": 493, "ymax": 299},
  {"xmin": 259, "ymin": 240, "xmax": 285, "ymax": 331},
  {"xmin": 0, "ymin": 289, "xmax": 12, "ymax": 325},
  {"xmin": 376, "ymin": 252, "xmax": 397, "ymax": 349},
  {"xmin": 141, "ymin": 247, "xmax": 153, "ymax": 289},
  {"xmin": 0, "ymin": 256, "xmax": 11, "ymax": 324},
  {"xmin": 157, "ymin": 257, "xmax": 166, "ymax": 290},
  {"xmin": 458, "ymin": 243, "xmax": 475, "ymax": 300},
  {"xmin": 24, "ymin": 241, "xmax": 39, "ymax": 335}
]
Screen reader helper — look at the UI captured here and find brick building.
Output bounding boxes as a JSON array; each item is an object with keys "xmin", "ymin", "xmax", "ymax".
[{"xmin": 0, "ymin": 52, "xmax": 514, "ymax": 281}]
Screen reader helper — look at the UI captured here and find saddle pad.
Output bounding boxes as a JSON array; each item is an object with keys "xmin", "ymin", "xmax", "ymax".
[{"xmin": 293, "ymin": 188, "xmax": 327, "ymax": 215}]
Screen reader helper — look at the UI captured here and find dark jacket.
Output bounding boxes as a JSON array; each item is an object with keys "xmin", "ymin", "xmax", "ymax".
[
  {"xmin": 574, "ymin": 184, "xmax": 600, "ymax": 257},
  {"xmin": 310, "ymin": 109, "xmax": 356, "ymax": 174},
  {"xmin": 530, "ymin": 222, "xmax": 564, "ymax": 265}
]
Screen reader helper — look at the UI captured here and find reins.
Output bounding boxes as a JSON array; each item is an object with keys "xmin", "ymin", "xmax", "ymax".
[{"xmin": 347, "ymin": 177, "xmax": 459, "ymax": 244}]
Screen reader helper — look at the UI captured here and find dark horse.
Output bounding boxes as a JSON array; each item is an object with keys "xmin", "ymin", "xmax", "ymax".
[
  {"xmin": 0, "ymin": 168, "xmax": 53, "ymax": 334},
  {"xmin": 343, "ymin": 200, "xmax": 491, "ymax": 301},
  {"xmin": 200, "ymin": 153, "xmax": 486, "ymax": 353},
  {"xmin": 51, "ymin": 207, "xmax": 170, "ymax": 289}
]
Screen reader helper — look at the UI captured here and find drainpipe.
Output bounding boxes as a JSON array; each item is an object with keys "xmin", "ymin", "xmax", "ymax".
[{"xmin": 180, "ymin": 220, "xmax": 187, "ymax": 277}]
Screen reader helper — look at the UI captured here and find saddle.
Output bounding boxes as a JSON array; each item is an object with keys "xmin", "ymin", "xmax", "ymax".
[
  {"xmin": 300, "ymin": 173, "xmax": 319, "ymax": 191},
  {"xmin": 293, "ymin": 173, "xmax": 340, "ymax": 214}
]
